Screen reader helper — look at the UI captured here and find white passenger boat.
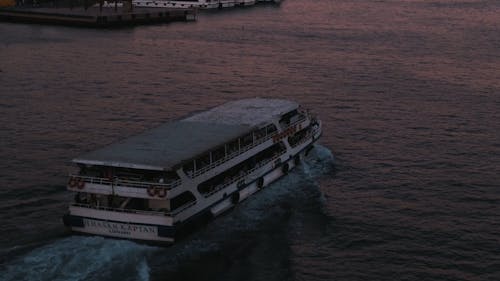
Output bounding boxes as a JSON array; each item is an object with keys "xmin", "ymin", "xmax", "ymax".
[
  {"xmin": 63, "ymin": 98, "xmax": 322, "ymax": 244},
  {"xmin": 131, "ymin": 0, "xmax": 274, "ymax": 9}
]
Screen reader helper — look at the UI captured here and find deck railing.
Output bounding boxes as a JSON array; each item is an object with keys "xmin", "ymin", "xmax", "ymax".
[
  {"xmin": 69, "ymin": 175, "xmax": 182, "ymax": 190},
  {"xmin": 71, "ymin": 200, "xmax": 196, "ymax": 216},
  {"xmin": 188, "ymin": 115, "xmax": 307, "ymax": 178},
  {"xmin": 69, "ymin": 116, "xmax": 310, "ymax": 190},
  {"xmin": 71, "ymin": 203, "xmax": 167, "ymax": 216},
  {"xmin": 202, "ymin": 150, "xmax": 285, "ymax": 198},
  {"xmin": 289, "ymin": 119, "xmax": 321, "ymax": 148}
]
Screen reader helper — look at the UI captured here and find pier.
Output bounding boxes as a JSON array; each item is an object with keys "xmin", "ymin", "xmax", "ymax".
[{"xmin": 0, "ymin": 4, "xmax": 196, "ymax": 27}]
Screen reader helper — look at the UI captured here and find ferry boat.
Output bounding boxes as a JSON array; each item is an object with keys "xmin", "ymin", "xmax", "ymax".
[
  {"xmin": 131, "ymin": 0, "xmax": 279, "ymax": 9},
  {"xmin": 62, "ymin": 98, "xmax": 322, "ymax": 244}
]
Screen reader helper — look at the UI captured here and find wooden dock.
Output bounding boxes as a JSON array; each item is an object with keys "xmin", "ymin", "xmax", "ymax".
[{"xmin": 0, "ymin": 6, "xmax": 196, "ymax": 27}]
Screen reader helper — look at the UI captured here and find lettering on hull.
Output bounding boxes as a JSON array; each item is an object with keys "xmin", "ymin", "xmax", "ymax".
[{"xmin": 83, "ymin": 219, "xmax": 157, "ymax": 237}]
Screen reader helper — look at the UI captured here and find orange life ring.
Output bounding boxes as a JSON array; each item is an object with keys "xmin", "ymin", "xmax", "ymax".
[
  {"xmin": 69, "ymin": 178, "xmax": 77, "ymax": 188},
  {"xmin": 77, "ymin": 179, "xmax": 85, "ymax": 189},
  {"xmin": 156, "ymin": 187, "xmax": 166, "ymax": 198},
  {"xmin": 147, "ymin": 185, "xmax": 156, "ymax": 197}
]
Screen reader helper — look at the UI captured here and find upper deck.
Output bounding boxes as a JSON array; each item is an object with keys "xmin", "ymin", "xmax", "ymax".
[
  {"xmin": 183, "ymin": 98, "xmax": 297, "ymax": 126},
  {"xmin": 73, "ymin": 98, "xmax": 299, "ymax": 171}
]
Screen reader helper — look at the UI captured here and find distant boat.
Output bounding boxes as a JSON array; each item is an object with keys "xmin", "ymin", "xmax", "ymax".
[
  {"xmin": 63, "ymin": 98, "xmax": 322, "ymax": 244},
  {"xmin": 132, "ymin": 0, "xmax": 279, "ymax": 9}
]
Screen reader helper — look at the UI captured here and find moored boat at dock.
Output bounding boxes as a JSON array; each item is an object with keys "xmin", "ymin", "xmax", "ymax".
[
  {"xmin": 131, "ymin": 0, "xmax": 278, "ymax": 10},
  {"xmin": 63, "ymin": 98, "xmax": 322, "ymax": 244}
]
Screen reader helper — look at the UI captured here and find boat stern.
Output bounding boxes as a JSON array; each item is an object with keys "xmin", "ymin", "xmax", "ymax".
[{"xmin": 62, "ymin": 206, "xmax": 176, "ymax": 244}]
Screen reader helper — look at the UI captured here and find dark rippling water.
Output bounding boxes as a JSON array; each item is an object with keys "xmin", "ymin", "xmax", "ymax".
[{"xmin": 1, "ymin": 0, "xmax": 500, "ymax": 280}]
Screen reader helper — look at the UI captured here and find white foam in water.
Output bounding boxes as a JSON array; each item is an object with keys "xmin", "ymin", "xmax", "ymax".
[
  {"xmin": 179, "ymin": 144, "xmax": 335, "ymax": 238},
  {"xmin": 234, "ymin": 144, "xmax": 334, "ymax": 226},
  {"xmin": 142, "ymin": 151, "xmax": 333, "ymax": 273},
  {"xmin": 302, "ymin": 144, "xmax": 335, "ymax": 178},
  {"xmin": 136, "ymin": 258, "xmax": 150, "ymax": 281},
  {"xmin": 301, "ymin": 144, "xmax": 335, "ymax": 205},
  {"xmin": 1, "ymin": 236, "xmax": 157, "ymax": 281},
  {"xmin": 144, "ymin": 145, "xmax": 336, "ymax": 270}
]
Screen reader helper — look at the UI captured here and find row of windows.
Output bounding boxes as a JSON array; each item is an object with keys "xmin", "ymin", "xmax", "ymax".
[
  {"xmin": 183, "ymin": 123, "xmax": 278, "ymax": 176},
  {"xmin": 78, "ymin": 165, "xmax": 179, "ymax": 183},
  {"xmin": 288, "ymin": 126, "xmax": 313, "ymax": 147},
  {"xmin": 75, "ymin": 192, "xmax": 193, "ymax": 213},
  {"xmin": 170, "ymin": 191, "xmax": 196, "ymax": 210},
  {"xmin": 197, "ymin": 142, "xmax": 286, "ymax": 195}
]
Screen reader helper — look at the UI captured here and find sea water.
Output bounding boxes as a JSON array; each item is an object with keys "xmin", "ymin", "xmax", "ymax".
[{"xmin": 1, "ymin": 0, "xmax": 500, "ymax": 280}]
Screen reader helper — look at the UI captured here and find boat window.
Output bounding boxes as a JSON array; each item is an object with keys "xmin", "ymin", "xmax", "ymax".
[
  {"xmin": 170, "ymin": 191, "xmax": 196, "ymax": 210},
  {"xmin": 288, "ymin": 127, "xmax": 311, "ymax": 147},
  {"xmin": 212, "ymin": 146, "xmax": 226, "ymax": 163},
  {"xmin": 127, "ymin": 198, "xmax": 148, "ymax": 210},
  {"xmin": 195, "ymin": 153, "xmax": 211, "ymax": 170},
  {"xmin": 111, "ymin": 168, "xmax": 180, "ymax": 183},
  {"xmin": 115, "ymin": 168, "xmax": 144, "ymax": 181},
  {"xmin": 266, "ymin": 124, "xmax": 277, "ymax": 135},
  {"xmin": 240, "ymin": 133, "xmax": 253, "ymax": 147},
  {"xmin": 197, "ymin": 142, "xmax": 286, "ymax": 195},
  {"xmin": 159, "ymin": 171, "xmax": 180, "ymax": 183},
  {"xmin": 279, "ymin": 109, "xmax": 298, "ymax": 126},
  {"xmin": 226, "ymin": 140, "xmax": 239, "ymax": 155},
  {"xmin": 74, "ymin": 192, "xmax": 89, "ymax": 204},
  {"xmin": 78, "ymin": 165, "xmax": 102, "ymax": 177},
  {"xmin": 254, "ymin": 127, "xmax": 267, "ymax": 140},
  {"xmin": 183, "ymin": 161, "xmax": 195, "ymax": 176},
  {"xmin": 290, "ymin": 112, "xmax": 305, "ymax": 124},
  {"xmin": 108, "ymin": 195, "xmax": 129, "ymax": 208},
  {"xmin": 182, "ymin": 124, "xmax": 280, "ymax": 178}
]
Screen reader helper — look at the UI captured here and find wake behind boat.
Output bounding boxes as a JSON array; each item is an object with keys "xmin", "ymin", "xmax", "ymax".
[{"xmin": 63, "ymin": 98, "xmax": 322, "ymax": 243}]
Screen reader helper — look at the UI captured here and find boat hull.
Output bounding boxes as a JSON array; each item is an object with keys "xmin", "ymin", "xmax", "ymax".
[
  {"xmin": 63, "ymin": 214, "xmax": 175, "ymax": 243},
  {"xmin": 63, "ymin": 141, "xmax": 319, "ymax": 244}
]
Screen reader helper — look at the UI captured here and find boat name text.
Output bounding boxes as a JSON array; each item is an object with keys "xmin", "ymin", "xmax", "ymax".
[{"xmin": 84, "ymin": 219, "xmax": 156, "ymax": 236}]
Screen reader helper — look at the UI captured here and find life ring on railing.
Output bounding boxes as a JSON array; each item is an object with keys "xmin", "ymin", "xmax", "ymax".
[
  {"xmin": 69, "ymin": 178, "xmax": 78, "ymax": 188},
  {"xmin": 282, "ymin": 163, "xmax": 289, "ymax": 174},
  {"xmin": 156, "ymin": 187, "xmax": 166, "ymax": 198},
  {"xmin": 257, "ymin": 177, "xmax": 264, "ymax": 189},
  {"xmin": 147, "ymin": 185, "xmax": 156, "ymax": 197},
  {"xmin": 77, "ymin": 179, "xmax": 85, "ymax": 189}
]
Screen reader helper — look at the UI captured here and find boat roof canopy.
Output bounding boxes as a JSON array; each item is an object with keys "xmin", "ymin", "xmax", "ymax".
[
  {"xmin": 183, "ymin": 98, "xmax": 298, "ymax": 126},
  {"xmin": 73, "ymin": 98, "xmax": 298, "ymax": 171}
]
